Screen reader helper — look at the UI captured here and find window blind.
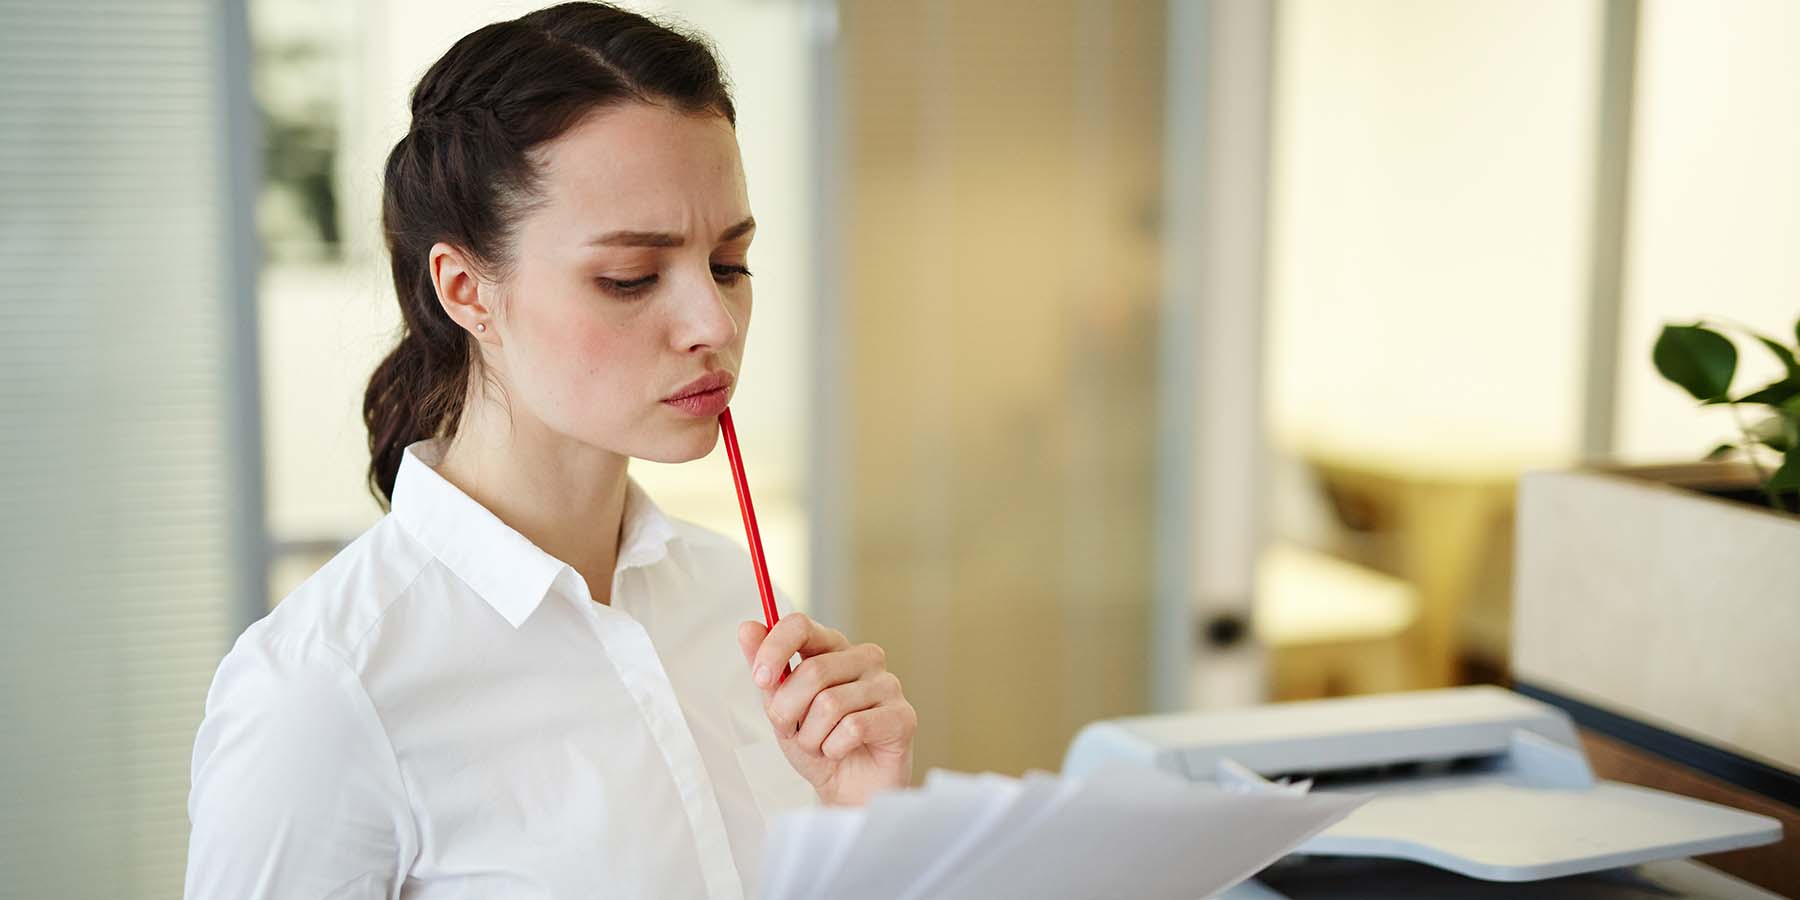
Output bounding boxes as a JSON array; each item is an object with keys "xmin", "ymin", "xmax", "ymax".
[{"xmin": 0, "ymin": 1, "xmax": 257, "ymax": 896}]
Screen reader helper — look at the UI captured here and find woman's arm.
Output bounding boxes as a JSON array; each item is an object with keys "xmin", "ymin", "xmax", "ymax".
[
  {"xmin": 184, "ymin": 633, "xmax": 416, "ymax": 899},
  {"xmin": 736, "ymin": 613, "xmax": 918, "ymax": 807}
]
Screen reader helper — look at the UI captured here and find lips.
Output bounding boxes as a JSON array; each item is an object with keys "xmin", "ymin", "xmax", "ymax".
[{"xmin": 664, "ymin": 370, "xmax": 734, "ymax": 402}]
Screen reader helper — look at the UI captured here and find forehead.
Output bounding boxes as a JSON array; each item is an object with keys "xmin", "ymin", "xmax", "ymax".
[{"xmin": 525, "ymin": 102, "xmax": 748, "ymax": 235}]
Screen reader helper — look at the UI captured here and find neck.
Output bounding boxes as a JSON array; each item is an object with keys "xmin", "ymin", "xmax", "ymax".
[{"xmin": 433, "ymin": 394, "xmax": 631, "ymax": 607}]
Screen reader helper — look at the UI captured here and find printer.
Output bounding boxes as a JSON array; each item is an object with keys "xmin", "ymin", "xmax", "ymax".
[{"xmin": 1063, "ymin": 686, "xmax": 1785, "ymax": 898}]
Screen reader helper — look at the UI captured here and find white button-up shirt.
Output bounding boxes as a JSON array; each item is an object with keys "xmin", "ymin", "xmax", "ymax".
[{"xmin": 184, "ymin": 437, "xmax": 816, "ymax": 899}]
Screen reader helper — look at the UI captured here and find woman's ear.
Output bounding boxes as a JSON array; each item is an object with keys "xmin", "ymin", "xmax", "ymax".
[{"xmin": 428, "ymin": 241, "xmax": 495, "ymax": 340}]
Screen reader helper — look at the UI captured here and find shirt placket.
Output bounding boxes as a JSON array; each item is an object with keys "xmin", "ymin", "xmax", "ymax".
[{"xmin": 580, "ymin": 569, "xmax": 744, "ymax": 900}]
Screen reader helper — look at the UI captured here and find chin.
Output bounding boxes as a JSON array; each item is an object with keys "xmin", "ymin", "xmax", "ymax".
[{"xmin": 636, "ymin": 421, "xmax": 722, "ymax": 464}]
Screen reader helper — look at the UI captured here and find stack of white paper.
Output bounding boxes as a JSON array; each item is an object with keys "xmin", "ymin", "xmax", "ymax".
[{"xmin": 754, "ymin": 764, "xmax": 1367, "ymax": 900}]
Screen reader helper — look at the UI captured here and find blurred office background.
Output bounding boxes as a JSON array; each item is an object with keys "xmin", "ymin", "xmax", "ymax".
[{"xmin": 3, "ymin": 0, "xmax": 1797, "ymax": 895}]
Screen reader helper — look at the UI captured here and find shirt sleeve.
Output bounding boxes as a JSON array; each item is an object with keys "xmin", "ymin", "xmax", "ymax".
[{"xmin": 184, "ymin": 631, "xmax": 416, "ymax": 899}]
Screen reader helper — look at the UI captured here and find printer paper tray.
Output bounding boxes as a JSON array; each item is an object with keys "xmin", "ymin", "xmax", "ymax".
[{"xmin": 1296, "ymin": 780, "xmax": 1781, "ymax": 882}]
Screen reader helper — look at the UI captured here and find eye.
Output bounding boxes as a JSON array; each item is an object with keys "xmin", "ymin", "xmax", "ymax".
[
  {"xmin": 713, "ymin": 263, "xmax": 753, "ymax": 285},
  {"xmin": 597, "ymin": 274, "xmax": 657, "ymax": 298}
]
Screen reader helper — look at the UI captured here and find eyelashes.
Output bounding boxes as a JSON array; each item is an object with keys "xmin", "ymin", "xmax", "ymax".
[
  {"xmin": 713, "ymin": 264, "xmax": 753, "ymax": 286},
  {"xmin": 599, "ymin": 275, "xmax": 654, "ymax": 296},
  {"xmin": 597, "ymin": 264, "xmax": 752, "ymax": 299}
]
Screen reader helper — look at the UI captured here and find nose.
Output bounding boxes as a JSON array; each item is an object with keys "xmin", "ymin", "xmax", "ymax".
[{"xmin": 672, "ymin": 267, "xmax": 741, "ymax": 353}]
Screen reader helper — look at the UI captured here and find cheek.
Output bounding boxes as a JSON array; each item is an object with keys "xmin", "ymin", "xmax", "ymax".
[
  {"xmin": 511, "ymin": 298, "xmax": 651, "ymax": 417},
  {"xmin": 559, "ymin": 321, "xmax": 646, "ymax": 408},
  {"xmin": 728, "ymin": 290, "xmax": 753, "ymax": 347}
]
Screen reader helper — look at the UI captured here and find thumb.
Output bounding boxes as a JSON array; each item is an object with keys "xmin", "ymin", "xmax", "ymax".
[{"xmin": 737, "ymin": 619, "xmax": 768, "ymax": 668}]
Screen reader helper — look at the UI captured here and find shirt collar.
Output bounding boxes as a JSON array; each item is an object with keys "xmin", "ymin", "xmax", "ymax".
[{"xmin": 390, "ymin": 437, "xmax": 682, "ymax": 628}]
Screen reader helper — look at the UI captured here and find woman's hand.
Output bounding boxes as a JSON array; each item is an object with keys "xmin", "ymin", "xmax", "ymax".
[{"xmin": 737, "ymin": 613, "xmax": 916, "ymax": 806}]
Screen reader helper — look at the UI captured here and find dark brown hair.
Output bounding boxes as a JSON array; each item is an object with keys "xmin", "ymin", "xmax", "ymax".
[{"xmin": 363, "ymin": 1, "xmax": 737, "ymax": 509}]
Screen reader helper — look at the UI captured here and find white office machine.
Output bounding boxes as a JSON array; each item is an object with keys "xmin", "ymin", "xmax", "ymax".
[{"xmin": 1063, "ymin": 686, "xmax": 1785, "ymax": 898}]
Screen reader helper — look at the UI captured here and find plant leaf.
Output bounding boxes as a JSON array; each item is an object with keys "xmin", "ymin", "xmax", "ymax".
[
  {"xmin": 1653, "ymin": 324, "xmax": 1737, "ymax": 402},
  {"xmin": 1750, "ymin": 416, "xmax": 1794, "ymax": 453},
  {"xmin": 1753, "ymin": 333, "xmax": 1800, "ymax": 378},
  {"xmin": 1739, "ymin": 380, "xmax": 1800, "ymax": 406},
  {"xmin": 1766, "ymin": 451, "xmax": 1800, "ymax": 493},
  {"xmin": 1705, "ymin": 443, "xmax": 1737, "ymax": 460}
]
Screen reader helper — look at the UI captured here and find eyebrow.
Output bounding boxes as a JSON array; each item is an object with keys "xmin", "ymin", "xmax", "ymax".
[{"xmin": 586, "ymin": 216, "xmax": 756, "ymax": 248}]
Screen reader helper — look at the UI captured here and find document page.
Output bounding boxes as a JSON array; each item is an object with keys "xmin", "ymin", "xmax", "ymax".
[{"xmin": 753, "ymin": 764, "xmax": 1366, "ymax": 900}]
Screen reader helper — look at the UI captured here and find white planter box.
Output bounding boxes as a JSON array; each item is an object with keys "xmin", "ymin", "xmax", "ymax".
[{"xmin": 1513, "ymin": 464, "xmax": 1800, "ymax": 776}]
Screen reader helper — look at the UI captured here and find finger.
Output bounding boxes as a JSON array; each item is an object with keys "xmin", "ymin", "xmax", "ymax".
[
  {"xmin": 820, "ymin": 705, "xmax": 912, "ymax": 761},
  {"xmin": 752, "ymin": 613, "xmax": 848, "ymax": 689},
  {"xmin": 766, "ymin": 648, "xmax": 887, "ymax": 737},
  {"xmin": 794, "ymin": 672, "xmax": 901, "ymax": 754},
  {"xmin": 737, "ymin": 620, "xmax": 767, "ymax": 669}
]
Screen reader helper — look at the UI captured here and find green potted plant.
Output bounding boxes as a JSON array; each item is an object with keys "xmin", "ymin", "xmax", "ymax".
[
  {"xmin": 1650, "ymin": 318, "xmax": 1800, "ymax": 512},
  {"xmin": 1509, "ymin": 315, "xmax": 1800, "ymax": 783}
]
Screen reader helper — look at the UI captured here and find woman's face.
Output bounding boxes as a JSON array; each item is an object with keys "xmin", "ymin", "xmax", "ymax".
[{"xmin": 487, "ymin": 102, "xmax": 753, "ymax": 463}]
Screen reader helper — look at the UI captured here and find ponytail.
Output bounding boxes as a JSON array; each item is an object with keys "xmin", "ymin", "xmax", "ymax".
[{"xmin": 362, "ymin": 329, "xmax": 468, "ymax": 510}]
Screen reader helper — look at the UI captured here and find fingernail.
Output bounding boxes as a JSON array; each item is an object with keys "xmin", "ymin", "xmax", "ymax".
[{"xmin": 754, "ymin": 664, "xmax": 770, "ymax": 687}]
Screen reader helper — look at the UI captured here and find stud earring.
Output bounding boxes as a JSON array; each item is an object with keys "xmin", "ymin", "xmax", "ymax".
[{"xmin": 476, "ymin": 322, "xmax": 487, "ymax": 333}]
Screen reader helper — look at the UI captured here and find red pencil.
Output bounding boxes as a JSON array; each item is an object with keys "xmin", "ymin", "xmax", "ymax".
[{"xmin": 719, "ymin": 407, "xmax": 790, "ymax": 685}]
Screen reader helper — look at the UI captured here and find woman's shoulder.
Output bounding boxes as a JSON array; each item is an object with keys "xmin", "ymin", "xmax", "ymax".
[
  {"xmin": 199, "ymin": 514, "xmax": 433, "ymax": 761},
  {"xmin": 254, "ymin": 514, "xmax": 434, "ymax": 661}
]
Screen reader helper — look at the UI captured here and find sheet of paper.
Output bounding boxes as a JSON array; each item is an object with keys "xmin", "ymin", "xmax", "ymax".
[
  {"xmin": 894, "ymin": 770, "xmax": 1071, "ymax": 900},
  {"xmin": 755, "ymin": 807, "xmax": 862, "ymax": 900},
  {"xmin": 788, "ymin": 809, "xmax": 866, "ymax": 900},
  {"xmin": 806, "ymin": 771, "xmax": 1019, "ymax": 900},
  {"xmin": 935, "ymin": 766, "xmax": 1364, "ymax": 900},
  {"xmin": 756, "ymin": 764, "xmax": 1367, "ymax": 900}
]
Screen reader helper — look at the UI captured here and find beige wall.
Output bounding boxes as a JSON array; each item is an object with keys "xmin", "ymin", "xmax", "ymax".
[
  {"xmin": 837, "ymin": 0, "xmax": 1166, "ymax": 778},
  {"xmin": 1265, "ymin": 0, "xmax": 1800, "ymax": 468},
  {"xmin": 1265, "ymin": 0, "xmax": 1604, "ymax": 470},
  {"xmin": 1614, "ymin": 0, "xmax": 1800, "ymax": 462}
]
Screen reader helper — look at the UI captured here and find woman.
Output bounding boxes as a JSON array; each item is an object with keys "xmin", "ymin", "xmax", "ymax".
[{"xmin": 183, "ymin": 4, "xmax": 916, "ymax": 898}]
